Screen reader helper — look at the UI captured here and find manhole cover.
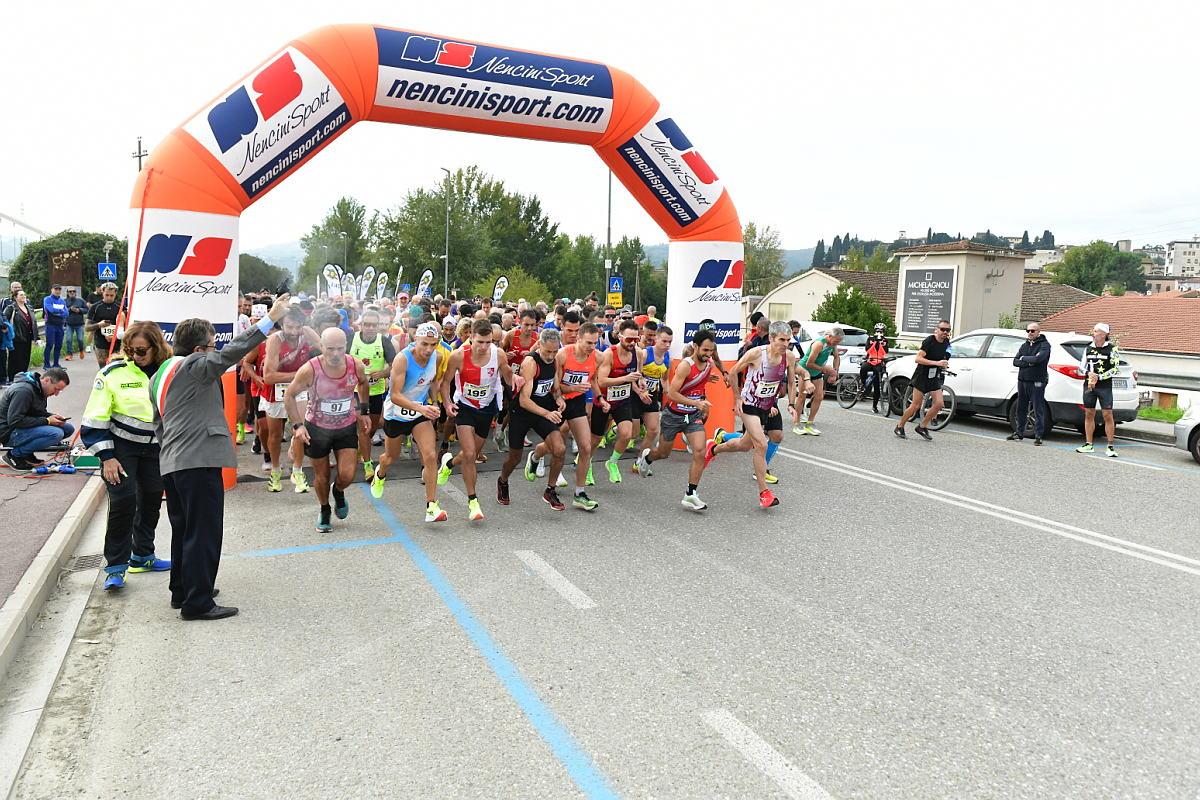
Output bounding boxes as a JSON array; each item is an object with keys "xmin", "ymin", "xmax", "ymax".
[{"xmin": 64, "ymin": 554, "xmax": 104, "ymax": 573}]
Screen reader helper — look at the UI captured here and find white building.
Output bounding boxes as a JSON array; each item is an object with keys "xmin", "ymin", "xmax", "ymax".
[
  {"xmin": 1166, "ymin": 238, "xmax": 1200, "ymax": 277},
  {"xmin": 1024, "ymin": 248, "xmax": 1064, "ymax": 273}
]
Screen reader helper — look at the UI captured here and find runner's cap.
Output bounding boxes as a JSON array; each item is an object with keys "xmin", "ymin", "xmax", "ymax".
[
  {"xmin": 416, "ymin": 322, "xmax": 440, "ymax": 339},
  {"xmin": 1094, "ymin": 322, "xmax": 1110, "ymax": 334}
]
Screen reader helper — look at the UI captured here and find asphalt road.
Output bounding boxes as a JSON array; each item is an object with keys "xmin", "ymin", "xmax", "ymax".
[{"xmin": 12, "ymin": 403, "xmax": 1200, "ymax": 799}]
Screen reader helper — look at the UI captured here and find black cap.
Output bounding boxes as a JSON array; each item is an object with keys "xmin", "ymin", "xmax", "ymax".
[{"xmin": 52, "ymin": 284, "xmax": 62, "ymax": 290}]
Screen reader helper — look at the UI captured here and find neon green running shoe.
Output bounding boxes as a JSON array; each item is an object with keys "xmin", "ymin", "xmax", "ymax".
[
  {"xmin": 606, "ymin": 460, "xmax": 622, "ymax": 484},
  {"xmin": 291, "ymin": 469, "xmax": 309, "ymax": 493},
  {"xmin": 370, "ymin": 472, "xmax": 386, "ymax": 499},
  {"xmin": 523, "ymin": 451, "xmax": 538, "ymax": 482},
  {"xmin": 437, "ymin": 452, "xmax": 454, "ymax": 486},
  {"xmin": 467, "ymin": 497, "xmax": 484, "ymax": 522},
  {"xmin": 362, "ymin": 459, "xmax": 375, "ymax": 480},
  {"xmin": 266, "ymin": 470, "xmax": 282, "ymax": 492},
  {"xmin": 586, "ymin": 464, "xmax": 595, "ymax": 486}
]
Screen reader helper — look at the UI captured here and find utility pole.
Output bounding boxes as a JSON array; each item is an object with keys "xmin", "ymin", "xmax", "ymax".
[
  {"xmin": 441, "ymin": 167, "xmax": 451, "ymax": 297},
  {"xmin": 131, "ymin": 137, "xmax": 148, "ymax": 171},
  {"xmin": 604, "ymin": 171, "xmax": 612, "ymax": 300}
]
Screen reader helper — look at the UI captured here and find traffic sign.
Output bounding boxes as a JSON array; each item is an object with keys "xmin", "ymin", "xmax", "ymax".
[
  {"xmin": 608, "ymin": 275, "xmax": 623, "ymax": 294},
  {"xmin": 98, "ymin": 262, "xmax": 117, "ymax": 281}
]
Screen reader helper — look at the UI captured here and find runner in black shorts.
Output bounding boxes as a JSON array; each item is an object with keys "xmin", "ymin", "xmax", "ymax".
[
  {"xmin": 591, "ymin": 319, "xmax": 650, "ymax": 485},
  {"xmin": 895, "ymin": 319, "xmax": 952, "ymax": 441},
  {"xmin": 497, "ymin": 328, "xmax": 568, "ymax": 510}
]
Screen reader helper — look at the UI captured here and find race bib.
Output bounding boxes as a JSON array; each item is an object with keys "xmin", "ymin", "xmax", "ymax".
[
  {"xmin": 563, "ymin": 370, "xmax": 588, "ymax": 386},
  {"xmin": 755, "ymin": 380, "xmax": 780, "ymax": 399},
  {"xmin": 394, "ymin": 403, "xmax": 421, "ymax": 420},
  {"xmin": 464, "ymin": 383, "xmax": 490, "ymax": 400},
  {"xmin": 533, "ymin": 378, "xmax": 553, "ymax": 397},
  {"xmin": 101, "ymin": 325, "xmax": 116, "ymax": 339},
  {"xmin": 320, "ymin": 398, "xmax": 351, "ymax": 415},
  {"xmin": 927, "ymin": 367, "xmax": 939, "ymax": 379},
  {"xmin": 644, "ymin": 377, "xmax": 661, "ymax": 393},
  {"xmin": 607, "ymin": 383, "xmax": 631, "ymax": 402},
  {"xmin": 275, "ymin": 382, "xmax": 290, "ymax": 399}
]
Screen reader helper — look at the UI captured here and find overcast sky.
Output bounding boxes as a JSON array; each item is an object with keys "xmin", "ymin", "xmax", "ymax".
[{"xmin": 4, "ymin": 0, "xmax": 1200, "ymax": 260}]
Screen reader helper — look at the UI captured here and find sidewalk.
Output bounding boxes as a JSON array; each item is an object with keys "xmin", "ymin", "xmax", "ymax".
[
  {"xmin": 1, "ymin": 358, "xmax": 101, "ymax": 603},
  {"xmin": 1116, "ymin": 416, "xmax": 1176, "ymax": 445}
]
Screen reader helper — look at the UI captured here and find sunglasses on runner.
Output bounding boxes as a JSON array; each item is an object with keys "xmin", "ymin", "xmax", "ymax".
[{"xmin": 937, "ymin": 327, "xmax": 951, "ymax": 333}]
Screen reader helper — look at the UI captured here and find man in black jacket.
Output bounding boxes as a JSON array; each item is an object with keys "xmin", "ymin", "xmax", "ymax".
[
  {"xmin": 0, "ymin": 368, "xmax": 72, "ymax": 469},
  {"xmin": 1008, "ymin": 323, "xmax": 1051, "ymax": 444}
]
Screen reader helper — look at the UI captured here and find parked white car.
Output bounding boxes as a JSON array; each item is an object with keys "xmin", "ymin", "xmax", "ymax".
[
  {"xmin": 1174, "ymin": 404, "xmax": 1200, "ymax": 464},
  {"xmin": 886, "ymin": 328, "xmax": 1140, "ymax": 432},
  {"xmin": 792, "ymin": 321, "xmax": 869, "ymax": 377}
]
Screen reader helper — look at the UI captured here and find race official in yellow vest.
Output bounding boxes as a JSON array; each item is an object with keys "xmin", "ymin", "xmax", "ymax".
[
  {"xmin": 349, "ymin": 308, "xmax": 397, "ymax": 478},
  {"xmin": 79, "ymin": 321, "xmax": 174, "ymax": 590}
]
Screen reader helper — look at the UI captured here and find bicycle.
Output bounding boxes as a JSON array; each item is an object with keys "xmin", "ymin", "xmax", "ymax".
[
  {"xmin": 836, "ymin": 363, "xmax": 890, "ymax": 414},
  {"xmin": 900, "ymin": 369, "xmax": 958, "ymax": 431}
]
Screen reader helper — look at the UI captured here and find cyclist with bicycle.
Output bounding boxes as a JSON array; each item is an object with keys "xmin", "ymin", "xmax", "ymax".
[
  {"xmin": 860, "ymin": 323, "xmax": 890, "ymax": 413},
  {"xmin": 894, "ymin": 319, "xmax": 951, "ymax": 441}
]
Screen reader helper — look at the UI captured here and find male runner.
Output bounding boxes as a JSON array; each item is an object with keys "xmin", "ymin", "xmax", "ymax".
[
  {"xmin": 256, "ymin": 308, "xmax": 319, "ymax": 492},
  {"xmin": 500, "ymin": 327, "xmax": 568, "ymax": 510},
  {"xmin": 797, "ymin": 327, "xmax": 842, "ymax": 435},
  {"xmin": 284, "ymin": 328, "xmax": 370, "ymax": 532},
  {"xmin": 710, "ymin": 321, "xmax": 798, "ymax": 508},
  {"xmin": 495, "ymin": 309, "xmax": 539, "ymax": 452},
  {"xmin": 371, "ymin": 322, "xmax": 448, "ymax": 522},
  {"xmin": 591, "ymin": 319, "xmax": 651, "ymax": 484},
  {"xmin": 894, "ymin": 319, "xmax": 951, "ymax": 441},
  {"xmin": 531, "ymin": 309, "xmax": 581, "ymax": 480},
  {"xmin": 349, "ymin": 308, "xmax": 397, "ymax": 478},
  {"xmin": 436, "ymin": 319, "xmax": 519, "ymax": 521},
  {"xmin": 631, "ymin": 325, "xmax": 671, "ymax": 476},
  {"xmin": 642, "ymin": 329, "xmax": 721, "ymax": 511}
]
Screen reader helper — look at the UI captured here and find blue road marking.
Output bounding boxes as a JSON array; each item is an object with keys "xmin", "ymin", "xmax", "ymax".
[{"xmin": 359, "ymin": 485, "xmax": 619, "ymax": 799}]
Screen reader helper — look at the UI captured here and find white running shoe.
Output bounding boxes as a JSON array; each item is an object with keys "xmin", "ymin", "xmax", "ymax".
[
  {"xmin": 535, "ymin": 456, "xmax": 546, "ymax": 478},
  {"xmin": 372, "ymin": 430, "xmax": 384, "ymax": 446},
  {"xmin": 571, "ymin": 438, "xmax": 579, "ymax": 454},
  {"xmin": 681, "ymin": 492, "xmax": 707, "ymax": 511},
  {"xmin": 261, "ymin": 459, "xmax": 273, "ymax": 473},
  {"xmin": 556, "ymin": 473, "xmax": 569, "ymax": 488}
]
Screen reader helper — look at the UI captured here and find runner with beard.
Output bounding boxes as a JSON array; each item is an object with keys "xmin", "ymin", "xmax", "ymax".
[
  {"xmin": 642, "ymin": 329, "xmax": 721, "ymax": 511},
  {"xmin": 252, "ymin": 308, "xmax": 319, "ymax": 493},
  {"xmin": 371, "ymin": 323, "xmax": 448, "ymax": 522},
  {"xmin": 284, "ymin": 328, "xmax": 371, "ymax": 532},
  {"xmin": 500, "ymin": 327, "xmax": 568, "ymax": 511},
  {"xmin": 591, "ymin": 319, "xmax": 651, "ymax": 484},
  {"xmin": 530, "ymin": 309, "xmax": 582, "ymax": 484},
  {"xmin": 349, "ymin": 308, "xmax": 397, "ymax": 480},
  {"xmin": 436, "ymin": 319, "xmax": 520, "ymax": 522},
  {"xmin": 631, "ymin": 325, "xmax": 672, "ymax": 476},
  {"xmin": 494, "ymin": 309, "xmax": 539, "ymax": 453}
]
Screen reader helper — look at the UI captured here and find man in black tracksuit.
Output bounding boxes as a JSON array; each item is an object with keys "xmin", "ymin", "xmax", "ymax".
[{"xmin": 1009, "ymin": 323, "xmax": 1051, "ymax": 444}]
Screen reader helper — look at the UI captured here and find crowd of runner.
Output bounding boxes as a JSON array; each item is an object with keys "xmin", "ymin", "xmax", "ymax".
[{"xmin": 231, "ymin": 289, "xmax": 816, "ymax": 530}]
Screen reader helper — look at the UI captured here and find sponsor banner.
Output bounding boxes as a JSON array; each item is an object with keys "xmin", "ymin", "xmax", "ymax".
[
  {"xmin": 376, "ymin": 272, "xmax": 389, "ymax": 299},
  {"xmin": 665, "ymin": 240, "xmax": 744, "ymax": 360},
  {"xmin": 617, "ymin": 113, "xmax": 724, "ymax": 228},
  {"xmin": 374, "ymin": 28, "xmax": 613, "ymax": 133},
  {"xmin": 340, "ymin": 273, "xmax": 356, "ymax": 298},
  {"xmin": 183, "ymin": 47, "xmax": 353, "ymax": 199},
  {"xmin": 416, "ymin": 269, "xmax": 434, "ymax": 297},
  {"xmin": 492, "ymin": 275, "xmax": 509, "ymax": 302},
  {"xmin": 360, "ymin": 266, "xmax": 376, "ymax": 299},
  {"xmin": 128, "ymin": 209, "xmax": 239, "ymax": 349}
]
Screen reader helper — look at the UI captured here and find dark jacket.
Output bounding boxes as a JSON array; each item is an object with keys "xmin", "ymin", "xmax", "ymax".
[
  {"xmin": 65, "ymin": 296, "xmax": 88, "ymax": 326},
  {"xmin": 2, "ymin": 303, "xmax": 38, "ymax": 344},
  {"xmin": 0, "ymin": 372, "xmax": 51, "ymax": 442},
  {"xmin": 1012, "ymin": 334, "xmax": 1051, "ymax": 382}
]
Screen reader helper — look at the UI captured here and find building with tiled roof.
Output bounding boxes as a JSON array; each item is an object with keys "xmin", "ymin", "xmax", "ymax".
[{"xmin": 1020, "ymin": 283, "xmax": 1095, "ymax": 323}]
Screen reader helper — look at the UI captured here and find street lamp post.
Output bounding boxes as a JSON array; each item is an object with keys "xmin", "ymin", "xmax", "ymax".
[
  {"xmin": 338, "ymin": 232, "xmax": 348, "ymax": 273},
  {"xmin": 441, "ymin": 167, "xmax": 451, "ymax": 297}
]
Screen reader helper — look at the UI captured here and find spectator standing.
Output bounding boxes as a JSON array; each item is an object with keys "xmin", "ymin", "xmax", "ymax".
[
  {"xmin": 1008, "ymin": 323, "xmax": 1051, "ymax": 445},
  {"xmin": 81, "ymin": 321, "xmax": 173, "ymax": 591},
  {"xmin": 63, "ymin": 288, "xmax": 88, "ymax": 361},
  {"xmin": 3, "ymin": 290, "xmax": 37, "ymax": 382},
  {"xmin": 0, "ymin": 281, "xmax": 21, "ymax": 319},
  {"xmin": 42, "ymin": 284, "xmax": 68, "ymax": 369},
  {"xmin": 0, "ymin": 367, "xmax": 72, "ymax": 470},
  {"xmin": 0, "ymin": 312, "xmax": 12, "ymax": 386},
  {"xmin": 153, "ymin": 296, "xmax": 289, "ymax": 620},
  {"xmin": 85, "ymin": 283, "xmax": 121, "ymax": 366},
  {"xmin": 1075, "ymin": 322, "xmax": 1120, "ymax": 457}
]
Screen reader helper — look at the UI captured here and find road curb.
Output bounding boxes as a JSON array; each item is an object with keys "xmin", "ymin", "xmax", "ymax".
[
  {"xmin": 0, "ymin": 476, "xmax": 105, "ymax": 687},
  {"xmin": 1117, "ymin": 430, "xmax": 1177, "ymax": 446}
]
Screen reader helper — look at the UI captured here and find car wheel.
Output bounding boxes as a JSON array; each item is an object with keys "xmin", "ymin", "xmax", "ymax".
[
  {"xmin": 1190, "ymin": 429, "xmax": 1200, "ymax": 465},
  {"xmin": 1008, "ymin": 397, "xmax": 1053, "ymax": 437}
]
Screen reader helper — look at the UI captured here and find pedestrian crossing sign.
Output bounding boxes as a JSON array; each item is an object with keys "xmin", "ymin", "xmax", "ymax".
[{"xmin": 98, "ymin": 262, "xmax": 117, "ymax": 281}]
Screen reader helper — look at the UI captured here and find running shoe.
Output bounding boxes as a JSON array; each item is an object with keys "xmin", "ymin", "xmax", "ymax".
[
  {"xmin": 703, "ymin": 439, "xmax": 718, "ymax": 468},
  {"xmin": 497, "ymin": 477, "xmax": 510, "ymax": 505},
  {"xmin": 536, "ymin": 456, "xmax": 546, "ymax": 478},
  {"xmin": 893, "ymin": 426, "xmax": 906, "ymax": 439},
  {"xmin": 467, "ymin": 497, "xmax": 485, "ymax": 521},
  {"xmin": 235, "ymin": 424, "xmax": 245, "ymax": 445},
  {"xmin": 252, "ymin": 437, "xmax": 262, "ymax": 455},
  {"xmin": 543, "ymin": 487, "xmax": 565, "ymax": 511},
  {"xmin": 681, "ymin": 492, "xmax": 707, "ymax": 512},
  {"xmin": 103, "ymin": 570, "xmax": 126, "ymax": 591},
  {"xmin": 1075, "ymin": 442, "xmax": 1094, "ymax": 453},
  {"xmin": 493, "ymin": 424, "xmax": 508, "ymax": 452},
  {"xmin": 437, "ymin": 452, "xmax": 454, "ymax": 485},
  {"xmin": 261, "ymin": 458, "xmax": 273, "ymax": 473},
  {"xmin": 792, "ymin": 425, "xmax": 807, "ymax": 436},
  {"xmin": 759, "ymin": 489, "xmax": 780, "ymax": 508},
  {"xmin": 333, "ymin": 487, "xmax": 349, "ymax": 519},
  {"xmin": 316, "ymin": 509, "xmax": 333, "ymax": 533},
  {"xmin": 370, "ymin": 472, "xmax": 386, "ymax": 498},
  {"xmin": 572, "ymin": 492, "xmax": 598, "ymax": 511},
  {"xmin": 805, "ymin": 423, "xmax": 821, "ymax": 436},
  {"xmin": 601, "ymin": 426, "xmax": 618, "ymax": 449},
  {"xmin": 128, "ymin": 554, "xmax": 170, "ymax": 573},
  {"xmin": 606, "ymin": 461, "xmax": 622, "ymax": 484},
  {"xmin": 524, "ymin": 452, "xmax": 538, "ymax": 482},
  {"xmin": 571, "ymin": 438, "xmax": 578, "ymax": 454},
  {"xmin": 914, "ymin": 426, "xmax": 932, "ymax": 441},
  {"xmin": 713, "ymin": 426, "xmax": 728, "ymax": 445},
  {"xmin": 372, "ymin": 430, "xmax": 384, "ymax": 447},
  {"xmin": 632, "ymin": 448, "xmax": 652, "ymax": 477},
  {"xmin": 556, "ymin": 472, "xmax": 569, "ymax": 488},
  {"xmin": 759, "ymin": 471, "xmax": 778, "ymax": 485},
  {"xmin": 291, "ymin": 469, "xmax": 309, "ymax": 493},
  {"xmin": 1106, "ymin": 445, "xmax": 1118, "ymax": 458},
  {"xmin": 266, "ymin": 470, "xmax": 282, "ymax": 492},
  {"xmin": 362, "ymin": 460, "xmax": 375, "ymax": 481},
  {"xmin": 585, "ymin": 464, "xmax": 595, "ymax": 486},
  {"xmin": 425, "ymin": 501, "xmax": 448, "ymax": 523}
]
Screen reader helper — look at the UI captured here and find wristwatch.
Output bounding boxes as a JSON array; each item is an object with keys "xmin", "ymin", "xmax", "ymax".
[{"xmin": 292, "ymin": 422, "xmax": 303, "ymax": 431}]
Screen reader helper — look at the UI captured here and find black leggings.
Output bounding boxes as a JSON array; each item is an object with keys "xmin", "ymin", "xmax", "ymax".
[{"xmin": 6, "ymin": 341, "xmax": 31, "ymax": 381}]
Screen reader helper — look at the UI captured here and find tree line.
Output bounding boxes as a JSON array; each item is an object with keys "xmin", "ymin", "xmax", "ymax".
[{"xmin": 810, "ymin": 228, "xmax": 1057, "ymax": 270}]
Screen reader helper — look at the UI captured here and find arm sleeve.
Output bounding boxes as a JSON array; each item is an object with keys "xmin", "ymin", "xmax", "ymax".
[
  {"xmin": 1031, "ymin": 339, "xmax": 1052, "ymax": 367},
  {"xmin": 382, "ymin": 336, "xmax": 397, "ymax": 364},
  {"xmin": 7, "ymin": 387, "xmax": 48, "ymax": 431},
  {"xmin": 185, "ymin": 324, "xmax": 268, "ymax": 384},
  {"xmin": 80, "ymin": 379, "xmax": 116, "ymax": 461},
  {"xmin": 1100, "ymin": 346, "xmax": 1121, "ymax": 379}
]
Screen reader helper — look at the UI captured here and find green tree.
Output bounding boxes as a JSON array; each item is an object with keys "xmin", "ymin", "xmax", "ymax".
[
  {"xmin": 9, "ymin": 230, "xmax": 128, "ymax": 300},
  {"xmin": 238, "ymin": 253, "xmax": 289, "ymax": 294},
  {"xmin": 812, "ymin": 283, "xmax": 896, "ymax": 337},
  {"xmin": 486, "ymin": 192, "xmax": 562, "ymax": 287},
  {"xmin": 1050, "ymin": 240, "xmax": 1146, "ymax": 294},
  {"xmin": 552, "ymin": 234, "xmax": 603, "ymax": 302},
  {"xmin": 742, "ymin": 222, "xmax": 785, "ymax": 296},
  {"xmin": 299, "ymin": 197, "xmax": 370, "ymax": 290},
  {"xmin": 811, "ymin": 239, "xmax": 826, "ymax": 268},
  {"xmin": 840, "ymin": 244, "xmax": 866, "ymax": 271},
  {"xmin": 865, "ymin": 244, "xmax": 896, "ymax": 272},
  {"xmin": 471, "ymin": 266, "xmax": 551, "ymax": 306},
  {"xmin": 1019, "ymin": 230, "xmax": 1031, "ymax": 249}
]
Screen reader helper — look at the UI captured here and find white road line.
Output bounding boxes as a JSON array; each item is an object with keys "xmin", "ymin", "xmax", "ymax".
[
  {"xmin": 514, "ymin": 551, "xmax": 596, "ymax": 609},
  {"xmin": 942, "ymin": 428, "xmax": 1009, "ymax": 442},
  {"xmin": 777, "ymin": 447, "xmax": 1200, "ymax": 577},
  {"xmin": 702, "ymin": 709, "xmax": 833, "ymax": 800}
]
